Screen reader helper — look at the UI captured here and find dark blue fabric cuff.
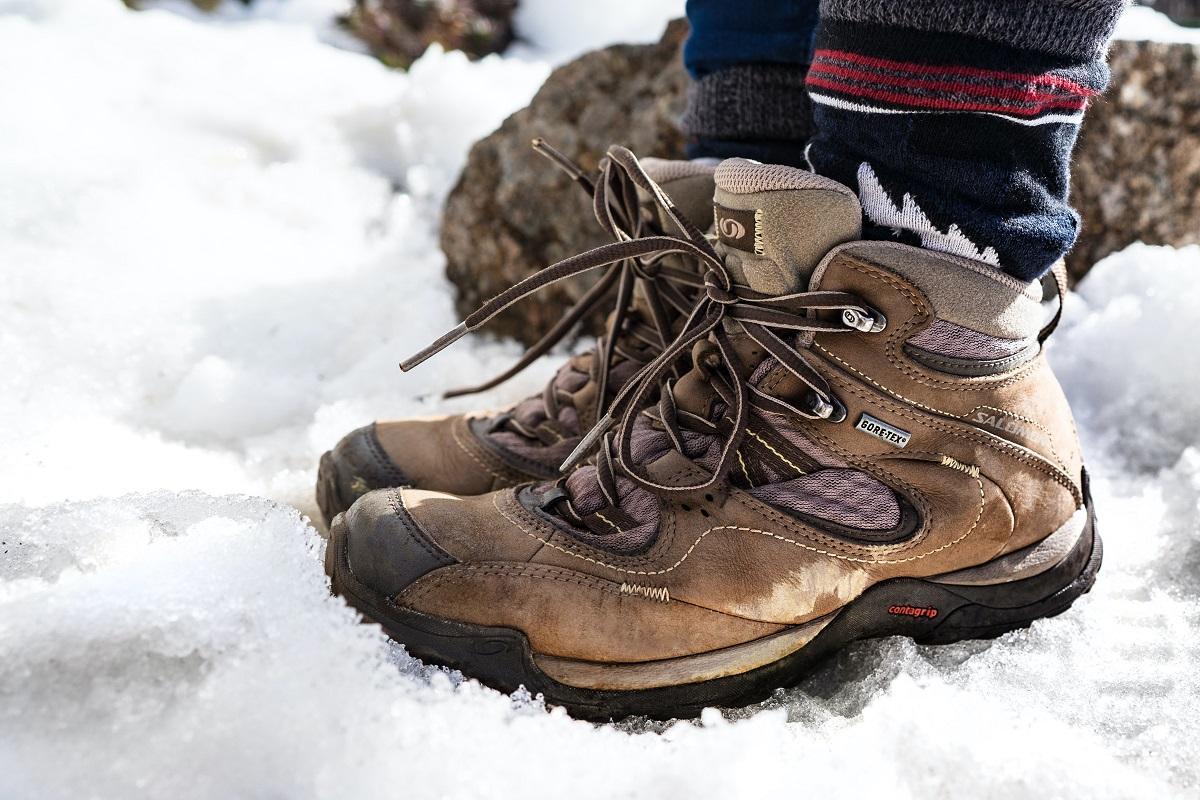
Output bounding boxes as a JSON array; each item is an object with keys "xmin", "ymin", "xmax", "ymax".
[{"xmin": 684, "ymin": 0, "xmax": 820, "ymax": 78}]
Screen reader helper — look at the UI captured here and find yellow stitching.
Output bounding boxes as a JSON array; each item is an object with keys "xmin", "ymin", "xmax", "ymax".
[
  {"xmin": 814, "ymin": 346, "xmax": 1080, "ymax": 502},
  {"xmin": 838, "ymin": 257, "xmax": 1038, "ymax": 392},
  {"xmin": 939, "ymin": 454, "xmax": 980, "ymax": 478},
  {"xmin": 747, "ymin": 428, "xmax": 807, "ymax": 476},
  {"xmin": 737, "ymin": 449, "xmax": 752, "ymax": 484},
  {"xmin": 620, "ymin": 582, "xmax": 670, "ymax": 602},
  {"xmin": 493, "ymin": 467, "xmax": 986, "ymax": 573},
  {"xmin": 798, "ymin": 425, "xmax": 934, "ymax": 553},
  {"xmin": 450, "ymin": 419, "xmax": 517, "ymax": 483},
  {"xmin": 594, "ymin": 511, "xmax": 624, "ymax": 534},
  {"xmin": 402, "ymin": 563, "xmax": 625, "ymax": 605},
  {"xmin": 835, "ymin": 256, "xmax": 1039, "ymax": 391},
  {"xmin": 816, "ymin": 342, "xmax": 951, "ymax": 416},
  {"xmin": 963, "ymin": 405, "xmax": 1067, "ymax": 472}
]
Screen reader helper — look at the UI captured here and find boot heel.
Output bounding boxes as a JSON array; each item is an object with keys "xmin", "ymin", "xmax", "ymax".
[
  {"xmin": 820, "ymin": 472, "xmax": 1101, "ymax": 648},
  {"xmin": 916, "ymin": 468, "xmax": 1102, "ymax": 644},
  {"xmin": 915, "ymin": 517, "xmax": 1102, "ymax": 644}
]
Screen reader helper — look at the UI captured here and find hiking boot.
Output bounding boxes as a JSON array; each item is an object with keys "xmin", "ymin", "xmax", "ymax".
[
  {"xmin": 316, "ymin": 151, "xmax": 717, "ymax": 526},
  {"xmin": 326, "ymin": 158, "xmax": 1100, "ymax": 720}
]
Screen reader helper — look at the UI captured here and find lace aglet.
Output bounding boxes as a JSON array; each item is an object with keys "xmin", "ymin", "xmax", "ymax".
[
  {"xmin": 399, "ymin": 322, "xmax": 468, "ymax": 372},
  {"xmin": 558, "ymin": 412, "xmax": 614, "ymax": 473},
  {"xmin": 531, "ymin": 137, "xmax": 594, "ymax": 194}
]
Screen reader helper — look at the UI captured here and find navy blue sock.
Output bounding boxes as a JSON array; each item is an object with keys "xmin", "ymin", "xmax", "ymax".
[
  {"xmin": 682, "ymin": 0, "xmax": 820, "ymax": 166},
  {"xmin": 805, "ymin": 2, "xmax": 1125, "ymax": 281}
]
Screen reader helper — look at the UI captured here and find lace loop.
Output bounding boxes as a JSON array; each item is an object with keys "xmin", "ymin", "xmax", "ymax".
[
  {"xmin": 399, "ymin": 143, "xmax": 882, "ymax": 530},
  {"xmin": 402, "ymin": 143, "xmax": 718, "ymax": 451}
]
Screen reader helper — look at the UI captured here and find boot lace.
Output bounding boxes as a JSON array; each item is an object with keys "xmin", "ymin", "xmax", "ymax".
[
  {"xmin": 403, "ymin": 145, "xmax": 886, "ymax": 532},
  {"xmin": 434, "ymin": 140, "xmax": 709, "ymax": 446}
]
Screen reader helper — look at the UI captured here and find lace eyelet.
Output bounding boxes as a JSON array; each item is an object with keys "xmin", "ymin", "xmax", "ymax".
[
  {"xmin": 806, "ymin": 391, "xmax": 848, "ymax": 423},
  {"xmin": 842, "ymin": 307, "xmax": 887, "ymax": 334},
  {"xmin": 537, "ymin": 487, "xmax": 569, "ymax": 511},
  {"xmin": 826, "ymin": 395, "xmax": 848, "ymax": 423}
]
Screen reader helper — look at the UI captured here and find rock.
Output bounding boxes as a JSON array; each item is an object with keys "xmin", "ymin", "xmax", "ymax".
[
  {"xmin": 1069, "ymin": 39, "xmax": 1200, "ymax": 279},
  {"xmin": 440, "ymin": 19, "xmax": 689, "ymax": 344},
  {"xmin": 1139, "ymin": 0, "xmax": 1200, "ymax": 25},
  {"xmin": 443, "ymin": 22, "xmax": 1200, "ymax": 344},
  {"xmin": 342, "ymin": 0, "xmax": 518, "ymax": 70},
  {"xmin": 122, "ymin": 0, "xmax": 233, "ymax": 9}
]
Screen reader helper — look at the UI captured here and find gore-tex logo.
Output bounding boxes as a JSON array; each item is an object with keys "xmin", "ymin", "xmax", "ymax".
[
  {"xmin": 855, "ymin": 413, "xmax": 911, "ymax": 448},
  {"xmin": 888, "ymin": 604, "xmax": 939, "ymax": 619}
]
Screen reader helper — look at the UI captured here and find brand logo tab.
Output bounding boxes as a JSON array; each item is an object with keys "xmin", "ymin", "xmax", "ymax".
[
  {"xmin": 855, "ymin": 413, "xmax": 911, "ymax": 448},
  {"xmin": 713, "ymin": 204, "xmax": 763, "ymax": 255}
]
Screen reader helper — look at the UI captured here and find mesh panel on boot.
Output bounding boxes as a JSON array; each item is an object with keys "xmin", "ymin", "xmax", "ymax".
[
  {"xmin": 486, "ymin": 359, "xmax": 646, "ymax": 470},
  {"xmin": 748, "ymin": 469, "xmax": 901, "ymax": 530},
  {"xmin": 907, "ymin": 318, "xmax": 1032, "ymax": 360},
  {"xmin": 552, "ymin": 404, "xmax": 903, "ymax": 554},
  {"xmin": 562, "ymin": 469, "xmax": 660, "ymax": 554}
]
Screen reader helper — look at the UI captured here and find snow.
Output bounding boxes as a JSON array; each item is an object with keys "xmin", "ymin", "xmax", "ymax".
[
  {"xmin": 0, "ymin": 1, "xmax": 1197, "ymax": 798},
  {"xmin": 512, "ymin": 0, "xmax": 685, "ymax": 63},
  {"xmin": 1116, "ymin": 5, "xmax": 1200, "ymax": 44}
]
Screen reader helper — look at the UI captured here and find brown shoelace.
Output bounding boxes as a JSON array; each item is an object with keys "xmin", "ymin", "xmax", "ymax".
[
  {"xmin": 403, "ymin": 145, "xmax": 885, "ymax": 519},
  {"xmin": 426, "ymin": 141, "xmax": 710, "ymax": 445}
]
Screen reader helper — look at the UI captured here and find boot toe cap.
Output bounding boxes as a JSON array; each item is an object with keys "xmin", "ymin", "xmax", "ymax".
[
  {"xmin": 318, "ymin": 424, "xmax": 412, "ymax": 525},
  {"xmin": 333, "ymin": 423, "xmax": 411, "ymax": 492},
  {"xmin": 343, "ymin": 488, "xmax": 456, "ymax": 598}
]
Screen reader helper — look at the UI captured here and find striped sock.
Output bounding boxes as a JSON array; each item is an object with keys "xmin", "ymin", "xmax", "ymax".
[{"xmin": 804, "ymin": 5, "xmax": 1124, "ymax": 282}]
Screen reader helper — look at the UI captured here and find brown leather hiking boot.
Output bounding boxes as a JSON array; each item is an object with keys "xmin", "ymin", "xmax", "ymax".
[
  {"xmin": 316, "ymin": 151, "xmax": 717, "ymax": 525},
  {"xmin": 326, "ymin": 158, "xmax": 1101, "ymax": 720}
]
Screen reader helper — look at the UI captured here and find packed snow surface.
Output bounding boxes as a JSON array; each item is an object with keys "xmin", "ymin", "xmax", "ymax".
[
  {"xmin": 1, "ymin": 2, "xmax": 1198, "ymax": 798},
  {"xmin": 1116, "ymin": 5, "xmax": 1200, "ymax": 43}
]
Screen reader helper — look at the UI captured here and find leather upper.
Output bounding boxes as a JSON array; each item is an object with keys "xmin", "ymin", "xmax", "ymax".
[{"xmin": 342, "ymin": 245, "xmax": 1086, "ymax": 664}]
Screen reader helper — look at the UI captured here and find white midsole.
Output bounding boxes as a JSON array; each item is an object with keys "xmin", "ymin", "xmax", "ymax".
[
  {"xmin": 534, "ymin": 612, "xmax": 836, "ymax": 691},
  {"xmin": 931, "ymin": 507, "xmax": 1088, "ymax": 586}
]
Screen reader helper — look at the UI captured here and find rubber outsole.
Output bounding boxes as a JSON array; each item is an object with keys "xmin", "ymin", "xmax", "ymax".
[
  {"xmin": 315, "ymin": 450, "xmax": 347, "ymax": 529},
  {"xmin": 325, "ymin": 488, "xmax": 1101, "ymax": 721}
]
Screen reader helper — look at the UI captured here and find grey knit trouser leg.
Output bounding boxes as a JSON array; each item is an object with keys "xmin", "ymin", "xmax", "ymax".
[{"xmin": 820, "ymin": 0, "xmax": 1128, "ymax": 62}]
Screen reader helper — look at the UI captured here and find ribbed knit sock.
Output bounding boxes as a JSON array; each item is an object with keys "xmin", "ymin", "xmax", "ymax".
[
  {"xmin": 805, "ymin": 0, "xmax": 1128, "ymax": 282},
  {"xmin": 682, "ymin": 0, "xmax": 820, "ymax": 167}
]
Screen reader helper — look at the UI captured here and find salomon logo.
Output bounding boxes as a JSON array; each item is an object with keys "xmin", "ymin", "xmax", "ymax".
[
  {"xmin": 971, "ymin": 411, "xmax": 1038, "ymax": 440},
  {"xmin": 713, "ymin": 204, "xmax": 762, "ymax": 254},
  {"xmin": 718, "ymin": 217, "xmax": 746, "ymax": 239},
  {"xmin": 855, "ymin": 413, "xmax": 911, "ymax": 448},
  {"xmin": 888, "ymin": 604, "xmax": 938, "ymax": 619}
]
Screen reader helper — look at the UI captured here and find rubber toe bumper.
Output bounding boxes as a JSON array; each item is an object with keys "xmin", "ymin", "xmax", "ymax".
[
  {"xmin": 341, "ymin": 489, "xmax": 456, "ymax": 597},
  {"xmin": 316, "ymin": 423, "xmax": 410, "ymax": 527}
]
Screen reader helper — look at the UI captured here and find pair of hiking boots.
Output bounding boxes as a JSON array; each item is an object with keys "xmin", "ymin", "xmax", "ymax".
[{"xmin": 318, "ymin": 146, "xmax": 1101, "ymax": 720}]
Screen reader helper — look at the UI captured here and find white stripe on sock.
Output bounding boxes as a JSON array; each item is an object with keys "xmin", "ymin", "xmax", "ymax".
[{"xmin": 808, "ymin": 92, "xmax": 1085, "ymax": 127}]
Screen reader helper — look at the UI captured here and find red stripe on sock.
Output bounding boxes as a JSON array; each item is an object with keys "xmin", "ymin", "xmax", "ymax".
[
  {"xmin": 814, "ymin": 48, "xmax": 1097, "ymax": 97},
  {"xmin": 809, "ymin": 62, "xmax": 1088, "ymax": 107},
  {"xmin": 805, "ymin": 76, "xmax": 1088, "ymax": 116}
]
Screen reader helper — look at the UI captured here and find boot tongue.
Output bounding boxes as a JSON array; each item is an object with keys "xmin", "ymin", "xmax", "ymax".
[
  {"xmin": 640, "ymin": 157, "xmax": 717, "ymax": 236},
  {"xmin": 660, "ymin": 162, "xmax": 863, "ymax": 424},
  {"xmin": 712, "ymin": 159, "xmax": 862, "ymax": 294}
]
